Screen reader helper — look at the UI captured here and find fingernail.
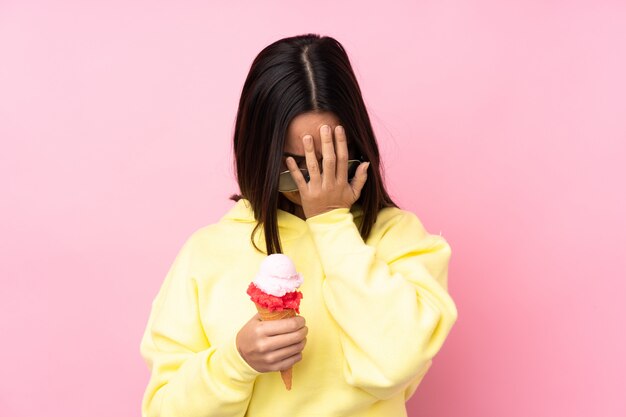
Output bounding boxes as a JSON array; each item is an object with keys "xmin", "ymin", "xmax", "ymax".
[{"xmin": 322, "ymin": 125, "xmax": 330, "ymax": 134}]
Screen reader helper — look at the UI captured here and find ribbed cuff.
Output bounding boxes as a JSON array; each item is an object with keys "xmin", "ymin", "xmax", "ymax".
[
  {"xmin": 305, "ymin": 208, "xmax": 370, "ymax": 271},
  {"xmin": 212, "ymin": 335, "xmax": 262, "ymax": 384}
]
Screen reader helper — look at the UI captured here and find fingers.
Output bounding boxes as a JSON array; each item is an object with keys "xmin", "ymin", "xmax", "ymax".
[
  {"xmin": 266, "ymin": 324, "xmax": 308, "ymax": 349},
  {"xmin": 291, "ymin": 123, "xmax": 368, "ymax": 218},
  {"xmin": 265, "ymin": 337, "xmax": 307, "ymax": 365},
  {"xmin": 303, "ymin": 135, "xmax": 320, "ymax": 185},
  {"xmin": 350, "ymin": 162, "xmax": 370, "ymax": 197},
  {"xmin": 238, "ymin": 313, "xmax": 308, "ymax": 373},
  {"xmin": 334, "ymin": 125, "xmax": 349, "ymax": 183},
  {"xmin": 320, "ymin": 125, "xmax": 336, "ymax": 184},
  {"xmin": 272, "ymin": 351, "xmax": 303, "ymax": 372},
  {"xmin": 285, "ymin": 157, "xmax": 308, "ymax": 190},
  {"xmin": 310, "ymin": 124, "xmax": 349, "ymax": 186},
  {"xmin": 257, "ymin": 318, "xmax": 308, "ymax": 371},
  {"xmin": 261, "ymin": 315, "xmax": 306, "ymax": 336}
]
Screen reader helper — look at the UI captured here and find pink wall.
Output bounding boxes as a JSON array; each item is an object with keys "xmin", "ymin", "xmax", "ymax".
[{"xmin": 1, "ymin": 1, "xmax": 625, "ymax": 416}]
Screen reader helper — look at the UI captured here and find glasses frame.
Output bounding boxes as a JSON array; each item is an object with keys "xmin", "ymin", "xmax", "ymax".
[{"xmin": 278, "ymin": 159, "xmax": 364, "ymax": 193}]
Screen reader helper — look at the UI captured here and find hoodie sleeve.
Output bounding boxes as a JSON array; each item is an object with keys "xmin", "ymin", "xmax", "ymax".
[
  {"xmin": 140, "ymin": 234, "xmax": 261, "ymax": 417},
  {"xmin": 305, "ymin": 207, "xmax": 458, "ymax": 400}
]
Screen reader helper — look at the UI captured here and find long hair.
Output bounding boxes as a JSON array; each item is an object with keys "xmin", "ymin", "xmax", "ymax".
[{"xmin": 231, "ymin": 34, "xmax": 398, "ymax": 254}]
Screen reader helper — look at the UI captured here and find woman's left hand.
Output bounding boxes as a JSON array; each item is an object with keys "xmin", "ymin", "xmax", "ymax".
[{"xmin": 286, "ymin": 124, "xmax": 370, "ymax": 219}]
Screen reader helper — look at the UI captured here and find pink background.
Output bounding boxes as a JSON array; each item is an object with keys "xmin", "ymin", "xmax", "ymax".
[{"xmin": 1, "ymin": 1, "xmax": 625, "ymax": 416}]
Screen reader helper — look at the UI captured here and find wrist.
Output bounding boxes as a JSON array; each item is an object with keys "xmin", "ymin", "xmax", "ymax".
[{"xmin": 304, "ymin": 205, "xmax": 351, "ymax": 219}]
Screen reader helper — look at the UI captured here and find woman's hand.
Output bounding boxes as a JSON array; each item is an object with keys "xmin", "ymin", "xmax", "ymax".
[
  {"xmin": 286, "ymin": 125, "xmax": 370, "ymax": 219},
  {"xmin": 236, "ymin": 313, "xmax": 308, "ymax": 373}
]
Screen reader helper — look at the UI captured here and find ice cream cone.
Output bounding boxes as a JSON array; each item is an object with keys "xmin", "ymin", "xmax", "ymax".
[
  {"xmin": 247, "ymin": 254, "xmax": 304, "ymax": 391},
  {"xmin": 255, "ymin": 303, "xmax": 296, "ymax": 390}
]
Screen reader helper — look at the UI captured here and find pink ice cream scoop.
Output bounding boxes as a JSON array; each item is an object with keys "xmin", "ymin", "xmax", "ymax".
[{"xmin": 252, "ymin": 254, "xmax": 304, "ymax": 297}]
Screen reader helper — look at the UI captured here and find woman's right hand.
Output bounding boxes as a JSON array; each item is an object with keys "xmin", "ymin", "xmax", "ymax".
[{"xmin": 236, "ymin": 313, "xmax": 308, "ymax": 373}]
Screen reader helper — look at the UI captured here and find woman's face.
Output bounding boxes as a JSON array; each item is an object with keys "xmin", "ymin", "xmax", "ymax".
[{"xmin": 281, "ymin": 110, "xmax": 342, "ymax": 207}]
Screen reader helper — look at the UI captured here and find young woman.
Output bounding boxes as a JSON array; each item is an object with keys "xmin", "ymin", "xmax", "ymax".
[{"xmin": 140, "ymin": 34, "xmax": 458, "ymax": 417}]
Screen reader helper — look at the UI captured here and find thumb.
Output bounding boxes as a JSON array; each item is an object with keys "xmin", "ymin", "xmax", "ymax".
[{"xmin": 350, "ymin": 162, "xmax": 370, "ymax": 196}]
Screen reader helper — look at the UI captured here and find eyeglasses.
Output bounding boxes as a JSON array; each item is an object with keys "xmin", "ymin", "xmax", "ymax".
[{"xmin": 278, "ymin": 159, "xmax": 363, "ymax": 193}]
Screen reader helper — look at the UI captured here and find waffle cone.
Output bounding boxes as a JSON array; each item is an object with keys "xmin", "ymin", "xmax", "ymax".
[{"xmin": 255, "ymin": 303, "xmax": 297, "ymax": 390}]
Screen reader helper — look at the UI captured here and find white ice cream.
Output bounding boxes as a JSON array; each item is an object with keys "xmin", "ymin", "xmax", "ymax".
[{"xmin": 253, "ymin": 254, "xmax": 303, "ymax": 297}]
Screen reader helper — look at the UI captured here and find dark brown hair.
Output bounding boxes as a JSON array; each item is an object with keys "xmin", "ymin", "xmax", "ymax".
[{"xmin": 230, "ymin": 34, "xmax": 398, "ymax": 254}]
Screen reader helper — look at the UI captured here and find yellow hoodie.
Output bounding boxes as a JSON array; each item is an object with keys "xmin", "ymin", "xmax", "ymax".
[{"xmin": 140, "ymin": 198, "xmax": 458, "ymax": 417}]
